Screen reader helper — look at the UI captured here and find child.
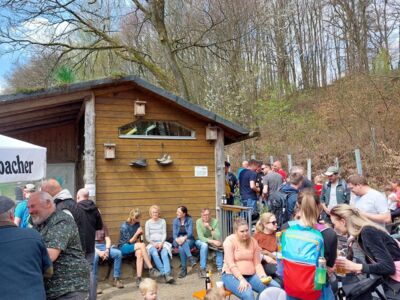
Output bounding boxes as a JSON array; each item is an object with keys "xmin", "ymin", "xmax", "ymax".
[
  {"xmin": 384, "ymin": 185, "xmax": 397, "ymax": 212},
  {"xmin": 204, "ymin": 287, "xmax": 225, "ymax": 300},
  {"xmin": 139, "ymin": 278, "xmax": 158, "ymax": 300},
  {"xmin": 314, "ymin": 174, "xmax": 324, "ymax": 197}
]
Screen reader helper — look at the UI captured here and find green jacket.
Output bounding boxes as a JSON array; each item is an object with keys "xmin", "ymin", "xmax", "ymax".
[{"xmin": 196, "ymin": 218, "xmax": 221, "ymax": 243}]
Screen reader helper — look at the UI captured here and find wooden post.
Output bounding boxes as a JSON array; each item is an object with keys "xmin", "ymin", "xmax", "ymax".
[
  {"xmin": 215, "ymin": 127, "xmax": 225, "ymax": 209},
  {"xmin": 84, "ymin": 93, "xmax": 96, "ymax": 202},
  {"xmin": 335, "ymin": 157, "xmax": 339, "ymax": 169}
]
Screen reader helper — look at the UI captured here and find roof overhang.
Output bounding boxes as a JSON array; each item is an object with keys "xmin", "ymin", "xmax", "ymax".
[{"xmin": 0, "ymin": 76, "xmax": 251, "ymax": 144}]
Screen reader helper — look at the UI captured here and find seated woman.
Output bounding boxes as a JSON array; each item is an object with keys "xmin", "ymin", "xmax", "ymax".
[
  {"xmin": 253, "ymin": 213, "xmax": 279, "ymax": 280},
  {"xmin": 145, "ymin": 205, "xmax": 174, "ymax": 284},
  {"xmin": 172, "ymin": 206, "xmax": 197, "ymax": 278},
  {"xmin": 118, "ymin": 208, "xmax": 160, "ymax": 286},
  {"xmin": 222, "ymin": 218, "xmax": 281, "ymax": 300},
  {"xmin": 331, "ymin": 204, "xmax": 400, "ymax": 299}
]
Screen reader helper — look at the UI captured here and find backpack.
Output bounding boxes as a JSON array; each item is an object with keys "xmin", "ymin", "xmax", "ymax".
[
  {"xmin": 268, "ymin": 189, "xmax": 289, "ymax": 229},
  {"xmin": 281, "ymin": 221, "xmax": 325, "ymax": 300}
]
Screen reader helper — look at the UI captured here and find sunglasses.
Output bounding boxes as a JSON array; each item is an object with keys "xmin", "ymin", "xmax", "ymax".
[{"xmin": 268, "ymin": 221, "xmax": 277, "ymax": 225}]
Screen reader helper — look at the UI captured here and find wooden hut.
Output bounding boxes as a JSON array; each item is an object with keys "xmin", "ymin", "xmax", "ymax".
[{"xmin": 0, "ymin": 76, "xmax": 250, "ymax": 240}]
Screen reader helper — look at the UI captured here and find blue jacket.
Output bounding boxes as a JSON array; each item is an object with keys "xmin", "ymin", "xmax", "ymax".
[
  {"xmin": 172, "ymin": 216, "xmax": 194, "ymax": 240},
  {"xmin": 281, "ymin": 183, "xmax": 300, "ymax": 218},
  {"xmin": 320, "ymin": 178, "xmax": 350, "ymax": 207}
]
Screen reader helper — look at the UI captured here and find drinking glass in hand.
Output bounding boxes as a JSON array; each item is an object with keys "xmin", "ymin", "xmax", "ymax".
[{"xmin": 335, "ymin": 249, "xmax": 348, "ymax": 277}]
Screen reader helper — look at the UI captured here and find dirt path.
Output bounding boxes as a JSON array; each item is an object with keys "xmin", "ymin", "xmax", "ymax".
[{"xmin": 97, "ymin": 269, "xmax": 238, "ymax": 300}]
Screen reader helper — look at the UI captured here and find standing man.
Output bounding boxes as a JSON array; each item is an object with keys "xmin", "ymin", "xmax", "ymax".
[
  {"xmin": 320, "ymin": 166, "xmax": 350, "ymax": 220},
  {"xmin": 41, "ymin": 179, "xmax": 78, "ymax": 219},
  {"xmin": 29, "ymin": 191, "xmax": 89, "ymax": 300},
  {"xmin": 280, "ymin": 172, "xmax": 304, "ymax": 218},
  {"xmin": 225, "ymin": 161, "xmax": 238, "ymax": 205},
  {"xmin": 237, "ymin": 160, "xmax": 249, "ymax": 180},
  {"xmin": 290, "ymin": 165, "xmax": 314, "ymax": 190},
  {"xmin": 14, "ymin": 183, "xmax": 35, "ymax": 228},
  {"xmin": 238, "ymin": 159, "xmax": 260, "ymax": 212},
  {"xmin": 347, "ymin": 174, "xmax": 391, "ymax": 226},
  {"xmin": 261, "ymin": 163, "xmax": 283, "ymax": 206},
  {"xmin": 273, "ymin": 160, "xmax": 287, "ymax": 182},
  {"xmin": 76, "ymin": 188, "xmax": 103, "ymax": 300},
  {"xmin": 0, "ymin": 196, "xmax": 53, "ymax": 299},
  {"xmin": 195, "ymin": 208, "xmax": 224, "ymax": 277}
]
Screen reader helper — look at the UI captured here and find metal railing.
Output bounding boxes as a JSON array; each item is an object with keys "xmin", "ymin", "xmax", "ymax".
[{"xmin": 217, "ymin": 204, "xmax": 252, "ymax": 241}]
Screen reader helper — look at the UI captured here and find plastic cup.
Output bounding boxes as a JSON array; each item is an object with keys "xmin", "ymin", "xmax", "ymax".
[
  {"xmin": 335, "ymin": 256, "xmax": 347, "ymax": 277},
  {"xmin": 216, "ymin": 281, "xmax": 224, "ymax": 288}
]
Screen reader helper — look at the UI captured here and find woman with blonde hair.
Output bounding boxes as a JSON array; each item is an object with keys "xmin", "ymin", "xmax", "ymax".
[
  {"xmin": 254, "ymin": 213, "xmax": 279, "ymax": 280},
  {"xmin": 118, "ymin": 208, "xmax": 160, "ymax": 287},
  {"xmin": 222, "ymin": 218, "xmax": 281, "ymax": 299},
  {"xmin": 145, "ymin": 205, "xmax": 174, "ymax": 284},
  {"xmin": 331, "ymin": 204, "xmax": 400, "ymax": 299}
]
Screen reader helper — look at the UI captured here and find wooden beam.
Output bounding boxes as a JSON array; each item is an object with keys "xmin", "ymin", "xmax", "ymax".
[
  {"xmin": 0, "ymin": 113, "xmax": 77, "ymax": 132},
  {"xmin": 75, "ymin": 100, "xmax": 86, "ymax": 124},
  {"xmin": 0, "ymin": 102, "xmax": 82, "ymax": 124},
  {"xmin": 0, "ymin": 109, "xmax": 80, "ymax": 128},
  {"xmin": 84, "ymin": 93, "xmax": 96, "ymax": 202},
  {"xmin": 215, "ymin": 127, "xmax": 225, "ymax": 209},
  {"xmin": 0, "ymin": 91, "xmax": 90, "ymax": 117},
  {"xmin": 93, "ymin": 84, "xmax": 135, "ymax": 97},
  {"xmin": 1, "ymin": 120, "xmax": 75, "ymax": 135}
]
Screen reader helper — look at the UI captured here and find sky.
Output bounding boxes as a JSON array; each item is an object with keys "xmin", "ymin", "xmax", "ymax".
[{"xmin": 0, "ymin": 52, "xmax": 24, "ymax": 93}]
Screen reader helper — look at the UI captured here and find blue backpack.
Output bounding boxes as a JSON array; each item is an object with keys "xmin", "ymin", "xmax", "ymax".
[{"xmin": 281, "ymin": 221, "xmax": 325, "ymax": 300}]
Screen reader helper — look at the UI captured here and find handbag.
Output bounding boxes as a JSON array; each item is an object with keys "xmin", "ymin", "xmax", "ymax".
[
  {"xmin": 390, "ymin": 261, "xmax": 400, "ymax": 282},
  {"xmin": 341, "ymin": 276, "xmax": 383, "ymax": 299}
]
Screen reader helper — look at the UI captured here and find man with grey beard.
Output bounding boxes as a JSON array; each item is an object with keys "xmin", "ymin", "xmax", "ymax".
[{"xmin": 28, "ymin": 191, "xmax": 89, "ymax": 300}]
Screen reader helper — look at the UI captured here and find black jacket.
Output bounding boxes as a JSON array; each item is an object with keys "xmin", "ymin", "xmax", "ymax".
[
  {"xmin": 53, "ymin": 190, "xmax": 85, "ymax": 252},
  {"xmin": 77, "ymin": 200, "xmax": 103, "ymax": 254},
  {"xmin": 358, "ymin": 226, "xmax": 400, "ymax": 276}
]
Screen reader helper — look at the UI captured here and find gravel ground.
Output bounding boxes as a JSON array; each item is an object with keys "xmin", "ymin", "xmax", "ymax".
[{"xmin": 97, "ymin": 257, "xmax": 239, "ymax": 300}]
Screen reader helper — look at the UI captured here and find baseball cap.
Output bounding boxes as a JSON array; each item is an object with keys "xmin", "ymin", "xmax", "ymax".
[
  {"xmin": 225, "ymin": 161, "xmax": 231, "ymax": 167},
  {"xmin": 324, "ymin": 166, "xmax": 339, "ymax": 176},
  {"xmin": 0, "ymin": 196, "xmax": 15, "ymax": 214},
  {"xmin": 24, "ymin": 183, "xmax": 36, "ymax": 192}
]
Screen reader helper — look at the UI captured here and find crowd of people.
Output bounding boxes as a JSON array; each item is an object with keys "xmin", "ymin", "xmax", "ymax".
[{"xmin": 1, "ymin": 158, "xmax": 400, "ymax": 300}]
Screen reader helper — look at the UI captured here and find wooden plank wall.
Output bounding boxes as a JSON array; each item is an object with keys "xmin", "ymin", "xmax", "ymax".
[
  {"xmin": 12, "ymin": 123, "xmax": 76, "ymax": 163},
  {"xmin": 95, "ymin": 89, "xmax": 217, "ymax": 242}
]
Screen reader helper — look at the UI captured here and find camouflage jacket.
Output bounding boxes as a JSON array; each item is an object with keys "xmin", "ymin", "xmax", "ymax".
[{"xmin": 34, "ymin": 210, "xmax": 89, "ymax": 299}]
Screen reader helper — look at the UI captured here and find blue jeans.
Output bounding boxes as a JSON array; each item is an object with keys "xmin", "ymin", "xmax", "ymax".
[
  {"xmin": 241, "ymin": 198, "xmax": 257, "ymax": 212},
  {"xmin": 120, "ymin": 243, "xmax": 135, "ymax": 256},
  {"xmin": 195, "ymin": 240, "xmax": 223, "ymax": 271},
  {"xmin": 173, "ymin": 238, "xmax": 195, "ymax": 269},
  {"xmin": 286, "ymin": 282, "xmax": 335, "ymax": 300},
  {"xmin": 222, "ymin": 273, "xmax": 281, "ymax": 300},
  {"xmin": 93, "ymin": 243, "xmax": 122, "ymax": 278},
  {"xmin": 148, "ymin": 246, "xmax": 171, "ymax": 275}
]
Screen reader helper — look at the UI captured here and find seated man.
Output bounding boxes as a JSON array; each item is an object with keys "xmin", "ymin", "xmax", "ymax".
[
  {"xmin": 93, "ymin": 224, "xmax": 124, "ymax": 289},
  {"xmin": 195, "ymin": 208, "xmax": 223, "ymax": 277}
]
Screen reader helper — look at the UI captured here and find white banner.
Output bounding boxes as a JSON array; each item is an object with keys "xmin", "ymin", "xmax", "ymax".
[{"xmin": 0, "ymin": 135, "xmax": 47, "ymax": 183}]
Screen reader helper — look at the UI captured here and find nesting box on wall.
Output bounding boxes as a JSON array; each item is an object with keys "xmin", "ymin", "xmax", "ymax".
[
  {"xmin": 206, "ymin": 126, "xmax": 218, "ymax": 141},
  {"xmin": 104, "ymin": 143, "xmax": 116, "ymax": 159},
  {"xmin": 134, "ymin": 100, "xmax": 147, "ymax": 117}
]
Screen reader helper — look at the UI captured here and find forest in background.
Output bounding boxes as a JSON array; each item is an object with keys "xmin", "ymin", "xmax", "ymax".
[{"xmin": 0, "ymin": 0, "xmax": 400, "ymax": 185}]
